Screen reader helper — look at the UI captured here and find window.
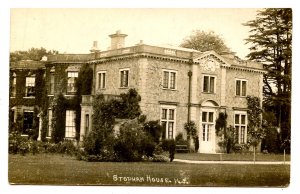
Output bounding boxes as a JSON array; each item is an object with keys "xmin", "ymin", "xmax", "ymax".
[
  {"xmin": 97, "ymin": 71, "xmax": 106, "ymax": 89},
  {"xmin": 85, "ymin": 114, "xmax": 89, "ymax": 136},
  {"xmin": 120, "ymin": 69, "xmax": 129, "ymax": 88},
  {"xmin": 23, "ymin": 111, "xmax": 34, "ymax": 134},
  {"xmin": 234, "ymin": 112, "xmax": 247, "ymax": 144},
  {"xmin": 203, "ymin": 75, "xmax": 215, "ymax": 93},
  {"xmin": 65, "ymin": 110, "xmax": 76, "ymax": 138},
  {"xmin": 49, "ymin": 73, "xmax": 55, "ymax": 95},
  {"xmin": 25, "ymin": 76, "xmax": 35, "ymax": 97},
  {"xmin": 161, "ymin": 106, "xmax": 176, "ymax": 139},
  {"xmin": 11, "ymin": 74, "xmax": 16, "ymax": 97},
  {"xmin": 162, "ymin": 70, "xmax": 177, "ymax": 89},
  {"xmin": 47, "ymin": 110, "xmax": 52, "ymax": 137},
  {"xmin": 202, "ymin": 111, "xmax": 214, "ymax": 141},
  {"xmin": 236, "ymin": 79, "xmax": 247, "ymax": 97},
  {"xmin": 67, "ymin": 72, "xmax": 78, "ymax": 94}
]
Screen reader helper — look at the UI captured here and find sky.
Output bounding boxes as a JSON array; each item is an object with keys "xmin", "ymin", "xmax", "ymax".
[{"xmin": 10, "ymin": 8, "xmax": 260, "ymax": 59}]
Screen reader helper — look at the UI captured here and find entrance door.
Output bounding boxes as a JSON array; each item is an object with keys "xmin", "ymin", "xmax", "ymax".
[
  {"xmin": 23, "ymin": 111, "xmax": 34, "ymax": 134},
  {"xmin": 200, "ymin": 109, "xmax": 216, "ymax": 153}
]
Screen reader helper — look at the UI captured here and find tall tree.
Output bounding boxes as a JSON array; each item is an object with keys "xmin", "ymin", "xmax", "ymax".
[
  {"xmin": 180, "ymin": 30, "xmax": 231, "ymax": 53},
  {"xmin": 244, "ymin": 8, "xmax": 292, "ymax": 145},
  {"xmin": 10, "ymin": 47, "xmax": 59, "ymax": 62}
]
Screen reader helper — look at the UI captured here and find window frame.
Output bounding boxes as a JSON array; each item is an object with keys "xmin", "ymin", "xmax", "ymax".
[
  {"xmin": 202, "ymin": 74, "xmax": 216, "ymax": 94},
  {"xmin": 235, "ymin": 79, "xmax": 247, "ymax": 97},
  {"xmin": 97, "ymin": 71, "xmax": 107, "ymax": 90},
  {"xmin": 11, "ymin": 74, "xmax": 17, "ymax": 97},
  {"xmin": 25, "ymin": 76, "xmax": 36, "ymax": 97},
  {"xmin": 160, "ymin": 105, "xmax": 176, "ymax": 139},
  {"xmin": 65, "ymin": 110, "xmax": 76, "ymax": 138},
  {"xmin": 162, "ymin": 69, "xmax": 177, "ymax": 90},
  {"xmin": 47, "ymin": 109, "xmax": 52, "ymax": 137},
  {"xmin": 201, "ymin": 110, "xmax": 214, "ymax": 142},
  {"xmin": 119, "ymin": 68, "xmax": 130, "ymax": 88},
  {"xmin": 67, "ymin": 71, "xmax": 78, "ymax": 95},
  {"xmin": 234, "ymin": 111, "xmax": 247, "ymax": 144}
]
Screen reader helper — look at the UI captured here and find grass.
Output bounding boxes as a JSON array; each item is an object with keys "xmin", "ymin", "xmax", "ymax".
[
  {"xmin": 175, "ymin": 153, "xmax": 291, "ymax": 161},
  {"xmin": 8, "ymin": 154, "xmax": 290, "ymax": 187}
]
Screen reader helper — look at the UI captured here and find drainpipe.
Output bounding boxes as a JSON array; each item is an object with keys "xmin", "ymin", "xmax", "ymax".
[{"xmin": 187, "ymin": 70, "xmax": 192, "ymax": 123}]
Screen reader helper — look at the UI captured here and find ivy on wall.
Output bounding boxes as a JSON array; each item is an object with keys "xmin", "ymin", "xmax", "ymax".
[{"xmin": 51, "ymin": 93, "xmax": 67, "ymax": 143}]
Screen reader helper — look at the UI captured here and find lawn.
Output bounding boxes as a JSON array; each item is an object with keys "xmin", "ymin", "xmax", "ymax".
[
  {"xmin": 175, "ymin": 153, "xmax": 291, "ymax": 161},
  {"xmin": 8, "ymin": 154, "xmax": 290, "ymax": 187}
]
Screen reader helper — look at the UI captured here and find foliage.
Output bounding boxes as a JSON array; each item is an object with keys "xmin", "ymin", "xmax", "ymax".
[
  {"xmin": 152, "ymin": 154, "xmax": 169, "ymax": 162},
  {"xmin": 161, "ymin": 139, "xmax": 176, "ymax": 162},
  {"xmin": 143, "ymin": 120, "xmax": 162, "ymax": 143},
  {"xmin": 244, "ymin": 8, "xmax": 291, "ymax": 145},
  {"xmin": 180, "ymin": 30, "xmax": 231, "ymax": 53},
  {"xmin": 246, "ymin": 96, "xmax": 265, "ymax": 149},
  {"xmin": 194, "ymin": 136, "xmax": 199, "ymax": 152},
  {"xmin": 114, "ymin": 120, "xmax": 153, "ymax": 162},
  {"xmin": 215, "ymin": 112, "xmax": 227, "ymax": 135},
  {"xmin": 72, "ymin": 64, "xmax": 93, "ymax": 141},
  {"xmin": 184, "ymin": 121, "xmax": 198, "ymax": 152},
  {"xmin": 261, "ymin": 127, "xmax": 281, "ymax": 153},
  {"xmin": 175, "ymin": 133, "xmax": 188, "ymax": 145},
  {"xmin": 51, "ymin": 93, "xmax": 66, "ymax": 143},
  {"xmin": 117, "ymin": 88, "xmax": 142, "ymax": 119},
  {"xmin": 9, "ymin": 131, "xmax": 41, "ymax": 155},
  {"xmin": 10, "ymin": 47, "xmax": 59, "ymax": 62},
  {"xmin": 217, "ymin": 125, "xmax": 235, "ymax": 153}
]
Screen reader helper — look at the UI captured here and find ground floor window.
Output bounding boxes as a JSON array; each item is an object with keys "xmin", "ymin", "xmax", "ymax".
[
  {"xmin": 202, "ymin": 111, "xmax": 214, "ymax": 141},
  {"xmin": 65, "ymin": 110, "xmax": 76, "ymax": 138},
  {"xmin": 160, "ymin": 105, "xmax": 176, "ymax": 139},
  {"xmin": 23, "ymin": 111, "xmax": 34, "ymax": 134},
  {"xmin": 234, "ymin": 112, "xmax": 247, "ymax": 144},
  {"xmin": 47, "ymin": 109, "xmax": 52, "ymax": 137}
]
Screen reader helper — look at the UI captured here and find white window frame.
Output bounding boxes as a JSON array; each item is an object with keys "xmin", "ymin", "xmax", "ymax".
[
  {"xmin": 49, "ymin": 72, "xmax": 55, "ymax": 95},
  {"xmin": 67, "ymin": 71, "xmax": 78, "ymax": 94},
  {"xmin": 234, "ymin": 111, "xmax": 247, "ymax": 144},
  {"xmin": 25, "ymin": 76, "xmax": 36, "ymax": 97},
  {"xmin": 11, "ymin": 74, "xmax": 16, "ymax": 97},
  {"xmin": 47, "ymin": 109, "xmax": 52, "ymax": 137},
  {"xmin": 160, "ymin": 105, "xmax": 176, "ymax": 139},
  {"xmin": 202, "ymin": 75, "xmax": 216, "ymax": 93},
  {"xmin": 119, "ymin": 68, "xmax": 130, "ymax": 88},
  {"xmin": 201, "ymin": 110, "xmax": 215, "ymax": 142},
  {"xmin": 97, "ymin": 71, "xmax": 107, "ymax": 89},
  {"xmin": 65, "ymin": 110, "xmax": 76, "ymax": 138},
  {"xmin": 162, "ymin": 69, "xmax": 177, "ymax": 90},
  {"xmin": 235, "ymin": 79, "xmax": 247, "ymax": 97}
]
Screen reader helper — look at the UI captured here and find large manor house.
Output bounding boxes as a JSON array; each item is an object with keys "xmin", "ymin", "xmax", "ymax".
[{"xmin": 9, "ymin": 31, "xmax": 265, "ymax": 153}]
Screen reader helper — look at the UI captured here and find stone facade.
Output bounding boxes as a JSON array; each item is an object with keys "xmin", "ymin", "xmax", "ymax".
[{"xmin": 9, "ymin": 31, "xmax": 265, "ymax": 153}]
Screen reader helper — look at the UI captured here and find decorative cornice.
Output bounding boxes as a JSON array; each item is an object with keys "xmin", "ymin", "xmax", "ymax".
[
  {"xmin": 158, "ymin": 101, "xmax": 179, "ymax": 105},
  {"xmin": 224, "ymin": 65, "xmax": 266, "ymax": 74}
]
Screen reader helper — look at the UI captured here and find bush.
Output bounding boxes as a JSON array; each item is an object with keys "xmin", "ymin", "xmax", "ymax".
[
  {"xmin": 261, "ymin": 127, "xmax": 280, "ymax": 153},
  {"xmin": 161, "ymin": 139, "xmax": 176, "ymax": 162},
  {"xmin": 143, "ymin": 120, "xmax": 162, "ymax": 143},
  {"xmin": 152, "ymin": 154, "xmax": 169, "ymax": 162},
  {"xmin": 194, "ymin": 136, "xmax": 199, "ymax": 152},
  {"xmin": 9, "ymin": 131, "xmax": 30, "ymax": 155},
  {"xmin": 175, "ymin": 133, "xmax": 188, "ymax": 145}
]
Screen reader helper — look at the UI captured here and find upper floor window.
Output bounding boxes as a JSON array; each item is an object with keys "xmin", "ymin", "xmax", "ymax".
[
  {"xmin": 11, "ymin": 73, "xmax": 16, "ymax": 97},
  {"xmin": 49, "ymin": 73, "xmax": 55, "ymax": 95},
  {"xmin": 97, "ymin": 71, "xmax": 106, "ymax": 89},
  {"xmin": 67, "ymin": 71, "xmax": 78, "ymax": 94},
  {"xmin": 25, "ymin": 76, "xmax": 35, "ymax": 97},
  {"xmin": 203, "ymin": 75, "xmax": 215, "ymax": 93},
  {"xmin": 236, "ymin": 79, "xmax": 247, "ymax": 97},
  {"xmin": 234, "ymin": 112, "xmax": 247, "ymax": 144},
  {"xmin": 162, "ymin": 70, "xmax": 177, "ymax": 90},
  {"xmin": 120, "ymin": 69, "xmax": 129, "ymax": 88},
  {"xmin": 47, "ymin": 109, "xmax": 52, "ymax": 137}
]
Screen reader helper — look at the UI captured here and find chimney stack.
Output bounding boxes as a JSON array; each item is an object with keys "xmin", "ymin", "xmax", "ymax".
[
  {"xmin": 109, "ymin": 30, "xmax": 128, "ymax": 50},
  {"xmin": 90, "ymin": 41, "xmax": 100, "ymax": 53}
]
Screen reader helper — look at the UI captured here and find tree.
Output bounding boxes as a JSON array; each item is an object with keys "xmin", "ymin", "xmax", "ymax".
[
  {"xmin": 180, "ymin": 30, "xmax": 231, "ymax": 53},
  {"xmin": 10, "ymin": 47, "xmax": 59, "ymax": 62},
  {"xmin": 244, "ymin": 9, "xmax": 292, "ymax": 150}
]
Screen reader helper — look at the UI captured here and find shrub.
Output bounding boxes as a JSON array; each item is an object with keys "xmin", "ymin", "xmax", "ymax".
[
  {"xmin": 9, "ymin": 131, "xmax": 30, "ymax": 155},
  {"xmin": 161, "ymin": 139, "xmax": 176, "ymax": 162},
  {"xmin": 261, "ymin": 127, "xmax": 280, "ymax": 153},
  {"xmin": 175, "ymin": 133, "xmax": 188, "ymax": 145},
  {"xmin": 194, "ymin": 136, "xmax": 199, "ymax": 152},
  {"xmin": 143, "ymin": 120, "xmax": 162, "ymax": 143},
  {"xmin": 152, "ymin": 154, "xmax": 169, "ymax": 162}
]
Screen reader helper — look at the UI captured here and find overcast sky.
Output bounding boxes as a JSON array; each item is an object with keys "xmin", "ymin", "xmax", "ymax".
[{"xmin": 10, "ymin": 8, "xmax": 260, "ymax": 59}]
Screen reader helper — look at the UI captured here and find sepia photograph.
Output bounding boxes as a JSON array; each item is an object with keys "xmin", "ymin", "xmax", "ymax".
[{"xmin": 4, "ymin": 3, "xmax": 295, "ymax": 191}]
